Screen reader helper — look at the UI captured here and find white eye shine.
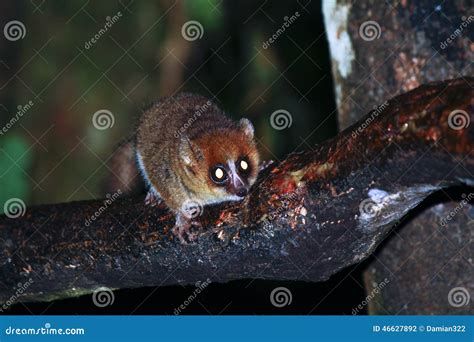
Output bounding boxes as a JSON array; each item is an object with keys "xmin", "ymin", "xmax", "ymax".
[
  {"xmin": 215, "ymin": 167, "xmax": 224, "ymax": 179},
  {"xmin": 240, "ymin": 160, "xmax": 248, "ymax": 170},
  {"xmin": 210, "ymin": 165, "xmax": 228, "ymax": 185}
]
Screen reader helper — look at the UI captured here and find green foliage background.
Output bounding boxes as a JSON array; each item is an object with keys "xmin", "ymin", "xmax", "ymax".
[{"xmin": 0, "ymin": 0, "xmax": 336, "ymax": 210}]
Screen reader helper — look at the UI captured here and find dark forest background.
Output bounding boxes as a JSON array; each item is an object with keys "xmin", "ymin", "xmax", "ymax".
[{"xmin": 0, "ymin": 0, "xmax": 371, "ymax": 314}]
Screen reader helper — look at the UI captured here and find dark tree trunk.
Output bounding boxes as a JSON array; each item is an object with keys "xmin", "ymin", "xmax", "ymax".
[{"xmin": 323, "ymin": 0, "xmax": 473, "ymax": 314}]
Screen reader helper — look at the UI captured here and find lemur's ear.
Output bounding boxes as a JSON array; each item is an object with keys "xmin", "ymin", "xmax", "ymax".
[
  {"xmin": 179, "ymin": 136, "xmax": 203, "ymax": 166},
  {"xmin": 239, "ymin": 118, "xmax": 254, "ymax": 138}
]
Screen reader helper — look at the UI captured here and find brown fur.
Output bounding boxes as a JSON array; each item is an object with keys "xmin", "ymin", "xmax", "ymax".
[
  {"xmin": 135, "ymin": 93, "xmax": 259, "ymax": 215},
  {"xmin": 103, "ymin": 139, "xmax": 143, "ymax": 195}
]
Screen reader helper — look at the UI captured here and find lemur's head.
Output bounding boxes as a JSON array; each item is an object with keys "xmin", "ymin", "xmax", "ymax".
[{"xmin": 179, "ymin": 118, "xmax": 259, "ymax": 203}]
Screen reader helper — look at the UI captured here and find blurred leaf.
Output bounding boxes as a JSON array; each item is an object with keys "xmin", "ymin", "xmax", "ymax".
[
  {"xmin": 184, "ymin": 0, "xmax": 222, "ymax": 29},
  {"xmin": 0, "ymin": 134, "xmax": 32, "ymax": 211},
  {"xmin": 252, "ymin": 33, "xmax": 278, "ymax": 84}
]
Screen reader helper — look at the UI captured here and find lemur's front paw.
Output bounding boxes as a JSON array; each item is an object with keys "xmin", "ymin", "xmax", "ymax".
[
  {"xmin": 173, "ymin": 213, "xmax": 202, "ymax": 244},
  {"xmin": 172, "ymin": 220, "xmax": 202, "ymax": 244}
]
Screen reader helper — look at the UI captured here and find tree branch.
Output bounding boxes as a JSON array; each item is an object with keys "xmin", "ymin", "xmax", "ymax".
[{"xmin": 1, "ymin": 78, "xmax": 472, "ymax": 304}]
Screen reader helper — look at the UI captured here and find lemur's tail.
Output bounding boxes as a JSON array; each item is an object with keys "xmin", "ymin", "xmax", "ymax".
[{"xmin": 102, "ymin": 137, "xmax": 145, "ymax": 196}]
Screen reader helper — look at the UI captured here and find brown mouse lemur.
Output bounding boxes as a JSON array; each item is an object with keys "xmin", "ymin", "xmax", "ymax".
[{"xmin": 134, "ymin": 93, "xmax": 260, "ymax": 243}]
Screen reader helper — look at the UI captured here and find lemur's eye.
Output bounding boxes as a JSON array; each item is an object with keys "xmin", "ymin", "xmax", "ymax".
[
  {"xmin": 210, "ymin": 165, "xmax": 228, "ymax": 185},
  {"xmin": 237, "ymin": 157, "xmax": 250, "ymax": 174}
]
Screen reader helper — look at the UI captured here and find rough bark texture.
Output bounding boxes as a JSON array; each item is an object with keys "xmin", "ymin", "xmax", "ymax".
[
  {"xmin": 0, "ymin": 78, "xmax": 472, "ymax": 304},
  {"xmin": 323, "ymin": 0, "xmax": 473, "ymax": 314}
]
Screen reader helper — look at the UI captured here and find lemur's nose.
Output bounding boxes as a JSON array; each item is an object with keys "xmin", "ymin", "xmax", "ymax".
[{"xmin": 235, "ymin": 187, "xmax": 248, "ymax": 197}]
